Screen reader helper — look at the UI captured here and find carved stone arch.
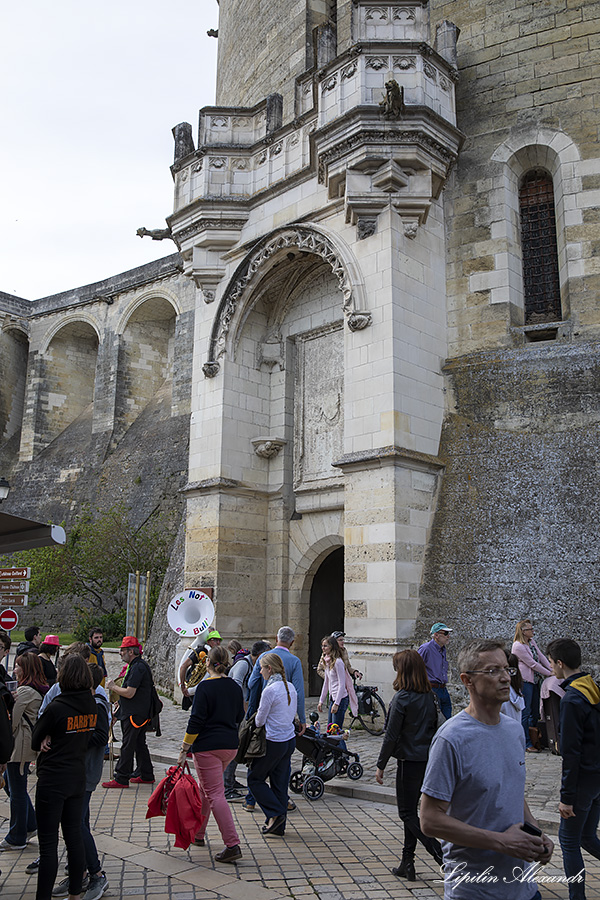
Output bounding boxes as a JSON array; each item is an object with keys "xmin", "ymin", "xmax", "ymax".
[
  {"xmin": 41, "ymin": 313, "xmax": 101, "ymax": 354},
  {"xmin": 0, "ymin": 322, "xmax": 30, "ymax": 443},
  {"xmin": 203, "ymin": 225, "xmax": 370, "ymax": 376},
  {"xmin": 116, "ymin": 288, "xmax": 181, "ymax": 335},
  {"xmin": 114, "ymin": 290, "xmax": 179, "ymax": 438},
  {"xmin": 1, "ymin": 320, "xmax": 29, "ymax": 340}
]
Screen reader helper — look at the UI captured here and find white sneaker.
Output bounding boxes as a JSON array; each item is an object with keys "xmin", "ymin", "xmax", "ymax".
[{"xmin": 0, "ymin": 838, "xmax": 26, "ymax": 850}]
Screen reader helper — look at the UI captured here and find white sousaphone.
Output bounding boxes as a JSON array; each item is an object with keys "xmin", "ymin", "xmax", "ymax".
[{"xmin": 167, "ymin": 588, "xmax": 215, "ymax": 639}]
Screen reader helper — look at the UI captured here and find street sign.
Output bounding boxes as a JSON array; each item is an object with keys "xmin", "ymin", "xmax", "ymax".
[
  {"xmin": 0, "ymin": 582, "xmax": 29, "ymax": 594},
  {"xmin": 0, "ymin": 568, "xmax": 30, "ymax": 580},
  {"xmin": 0, "ymin": 609, "xmax": 18, "ymax": 630},
  {"xmin": 0, "ymin": 595, "xmax": 27, "ymax": 607}
]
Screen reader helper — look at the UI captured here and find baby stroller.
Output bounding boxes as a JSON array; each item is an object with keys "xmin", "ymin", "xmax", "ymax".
[{"xmin": 289, "ymin": 713, "xmax": 364, "ymax": 801}]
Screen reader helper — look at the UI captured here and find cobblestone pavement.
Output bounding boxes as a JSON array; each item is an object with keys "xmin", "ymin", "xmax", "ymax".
[{"xmin": 0, "ymin": 694, "xmax": 598, "ymax": 899}]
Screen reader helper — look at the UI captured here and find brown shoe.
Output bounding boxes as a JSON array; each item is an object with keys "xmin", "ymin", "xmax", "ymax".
[{"xmin": 215, "ymin": 845, "xmax": 242, "ymax": 863}]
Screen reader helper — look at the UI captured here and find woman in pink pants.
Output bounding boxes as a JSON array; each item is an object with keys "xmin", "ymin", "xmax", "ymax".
[{"xmin": 178, "ymin": 646, "xmax": 245, "ymax": 863}]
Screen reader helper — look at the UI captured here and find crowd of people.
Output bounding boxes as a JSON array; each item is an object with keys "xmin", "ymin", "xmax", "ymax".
[
  {"xmin": 0, "ymin": 627, "xmax": 138, "ymax": 899},
  {"xmin": 376, "ymin": 619, "xmax": 600, "ymax": 900},
  {"xmin": 0, "ymin": 619, "xmax": 596, "ymax": 900}
]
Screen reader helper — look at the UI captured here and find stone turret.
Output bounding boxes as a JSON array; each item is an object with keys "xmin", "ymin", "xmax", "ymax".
[{"xmin": 168, "ymin": 0, "xmax": 463, "ymax": 694}]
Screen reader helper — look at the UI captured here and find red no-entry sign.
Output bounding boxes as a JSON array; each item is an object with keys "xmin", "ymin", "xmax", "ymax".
[{"xmin": 0, "ymin": 609, "xmax": 18, "ymax": 631}]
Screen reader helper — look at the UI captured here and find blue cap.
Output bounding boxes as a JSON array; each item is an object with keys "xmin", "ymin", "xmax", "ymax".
[{"xmin": 431, "ymin": 622, "xmax": 452, "ymax": 634}]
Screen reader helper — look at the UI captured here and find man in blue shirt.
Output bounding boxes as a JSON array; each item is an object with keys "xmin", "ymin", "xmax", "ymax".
[
  {"xmin": 247, "ymin": 626, "xmax": 306, "ymax": 731},
  {"xmin": 418, "ymin": 622, "xmax": 453, "ymax": 719}
]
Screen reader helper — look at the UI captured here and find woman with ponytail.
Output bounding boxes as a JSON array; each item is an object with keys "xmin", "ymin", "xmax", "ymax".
[
  {"xmin": 247, "ymin": 653, "xmax": 298, "ymax": 837},
  {"xmin": 177, "ymin": 646, "xmax": 245, "ymax": 864}
]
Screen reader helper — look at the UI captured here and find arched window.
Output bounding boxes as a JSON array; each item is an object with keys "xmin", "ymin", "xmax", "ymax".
[{"xmin": 519, "ymin": 170, "xmax": 562, "ymax": 325}]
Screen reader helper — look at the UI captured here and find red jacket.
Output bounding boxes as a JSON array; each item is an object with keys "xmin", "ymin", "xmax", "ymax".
[{"xmin": 147, "ymin": 765, "xmax": 205, "ymax": 850}]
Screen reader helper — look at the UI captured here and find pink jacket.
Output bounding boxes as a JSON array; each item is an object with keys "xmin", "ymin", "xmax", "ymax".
[
  {"xmin": 320, "ymin": 658, "xmax": 358, "ymax": 716},
  {"xmin": 511, "ymin": 639, "xmax": 552, "ymax": 684}
]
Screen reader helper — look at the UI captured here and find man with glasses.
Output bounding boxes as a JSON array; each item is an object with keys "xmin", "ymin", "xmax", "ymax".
[
  {"xmin": 420, "ymin": 639, "xmax": 553, "ymax": 900},
  {"xmin": 418, "ymin": 623, "xmax": 453, "ymax": 719}
]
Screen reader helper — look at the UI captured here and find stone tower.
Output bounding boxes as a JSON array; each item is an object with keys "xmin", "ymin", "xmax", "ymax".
[
  {"xmin": 169, "ymin": 0, "xmax": 463, "ymax": 689},
  {"xmin": 2, "ymin": 0, "xmax": 599, "ymax": 682}
]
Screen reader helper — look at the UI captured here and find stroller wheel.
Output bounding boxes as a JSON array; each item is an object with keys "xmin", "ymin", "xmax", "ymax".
[
  {"xmin": 302, "ymin": 775, "xmax": 325, "ymax": 801},
  {"xmin": 347, "ymin": 762, "xmax": 364, "ymax": 781},
  {"xmin": 289, "ymin": 770, "xmax": 305, "ymax": 794},
  {"xmin": 339, "ymin": 759, "xmax": 348, "ymax": 775}
]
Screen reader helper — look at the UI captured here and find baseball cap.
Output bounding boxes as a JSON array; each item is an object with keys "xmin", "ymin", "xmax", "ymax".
[
  {"xmin": 43, "ymin": 635, "xmax": 60, "ymax": 646},
  {"xmin": 207, "ymin": 630, "xmax": 221, "ymax": 640},
  {"xmin": 331, "ymin": 631, "xmax": 345, "ymax": 639},
  {"xmin": 430, "ymin": 623, "xmax": 452, "ymax": 634},
  {"xmin": 120, "ymin": 635, "xmax": 141, "ymax": 649}
]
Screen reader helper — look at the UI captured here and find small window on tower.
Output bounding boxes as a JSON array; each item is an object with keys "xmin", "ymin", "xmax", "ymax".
[{"xmin": 519, "ymin": 170, "xmax": 562, "ymax": 326}]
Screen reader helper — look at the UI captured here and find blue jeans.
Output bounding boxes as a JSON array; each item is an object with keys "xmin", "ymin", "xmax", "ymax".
[
  {"xmin": 521, "ymin": 681, "xmax": 541, "ymax": 748},
  {"xmin": 247, "ymin": 737, "xmax": 295, "ymax": 821},
  {"xmin": 558, "ymin": 778, "xmax": 600, "ymax": 900},
  {"xmin": 431, "ymin": 685, "xmax": 452, "ymax": 720},
  {"xmin": 327, "ymin": 695, "xmax": 349, "ymax": 729},
  {"xmin": 328, "ymin": 696, "xmax": 349, "ymax": 751},
  {"xmin": 81, "ymin": 790, "xmax": 101, "ymax": 878},
  {"xmin": 5, "ymin": 762, "xmax": 36, "ymax": 846}
]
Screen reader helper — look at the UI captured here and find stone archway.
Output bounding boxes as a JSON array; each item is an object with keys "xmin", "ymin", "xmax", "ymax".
[
  {"xmin": 202, "ymin": 224, "xmax": 370, "ymax": 377},
  {"xmin": 308, "ymin": 546, "xmax": 344, "ymax": 695}
]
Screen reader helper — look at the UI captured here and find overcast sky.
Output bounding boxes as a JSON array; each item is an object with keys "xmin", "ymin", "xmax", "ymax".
[{"xmin": 1, "ymin": 1, "xmax": 218, "ymax": 300}]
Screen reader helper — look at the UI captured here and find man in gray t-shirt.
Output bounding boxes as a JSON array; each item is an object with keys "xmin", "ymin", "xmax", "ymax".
[{"xmin": 420, "ymin": 640, "xmax": 554, "ymax": 900}]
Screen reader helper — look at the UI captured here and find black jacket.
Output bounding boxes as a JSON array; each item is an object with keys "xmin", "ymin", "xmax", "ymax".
[
  {"xmin": 377, "ymin": 689, "xmax": 437, "ymax": 769},
  {"xmin": 559, "ymin": 672, "xmax": 600, "ymax": 805},
  {"xmin": 16, "ymin": 641, "xmax": 39, "ymax": 657},
  {"xmin": 32, "ymin": 689, "xmax": 97, "ymax": 790}
]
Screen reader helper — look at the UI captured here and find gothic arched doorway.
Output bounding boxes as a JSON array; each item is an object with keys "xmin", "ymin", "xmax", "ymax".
[{"xmin": 308, "ymin": 546, "xmax": 344, "ymax": 696}]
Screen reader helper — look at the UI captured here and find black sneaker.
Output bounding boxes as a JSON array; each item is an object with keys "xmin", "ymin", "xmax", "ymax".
[
  {"xmin": 225, "ymin": 789, "xmax": 244, "ymax": 802},
  {"xmin": 26, "ymin": 857, "xmax": 39, "ymax": 873}
]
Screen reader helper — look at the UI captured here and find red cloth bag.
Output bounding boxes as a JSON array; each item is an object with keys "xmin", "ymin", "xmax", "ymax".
[{"xmin": 146, "ymin": 763, "xmax": 206, "ymax": 849}]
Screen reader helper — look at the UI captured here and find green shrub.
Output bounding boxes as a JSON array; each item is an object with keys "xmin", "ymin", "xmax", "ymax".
[{"xmin": 73, "ymin": 608, "xmax": 127, "ymax": 644}]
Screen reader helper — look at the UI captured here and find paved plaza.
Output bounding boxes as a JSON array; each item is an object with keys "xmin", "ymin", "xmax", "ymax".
[{"xmin": 0, "ymin": 697, "xmax": 598, "ymax": 899}]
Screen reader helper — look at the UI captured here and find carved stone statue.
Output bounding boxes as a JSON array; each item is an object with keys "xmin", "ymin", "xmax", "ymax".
[
  {"xmin": 347, "ymin": 312, "xmax": 372, "ymax": 332},
  {"xmin": 136, "ymin": 227, "xmax": 174, "ymax": 242},
  {"xmin": 379, "ymin": 79, "xmax": 404, "ymax": 118}
]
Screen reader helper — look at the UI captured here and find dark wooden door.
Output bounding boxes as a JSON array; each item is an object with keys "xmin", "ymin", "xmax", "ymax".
[{"xmin": 308, "ymin": 546, "xmax": 344, "ymax": 695}]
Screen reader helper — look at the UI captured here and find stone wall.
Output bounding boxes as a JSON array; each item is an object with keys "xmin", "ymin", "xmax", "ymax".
[
  {"xmin": 428, "ymin": 0, "xmax": 600, "ymax": 356},
  {"xmin": 216, "ymin": 0, "xmax": 310, "ymax": 121},
  {"xmin": 0, "ymin": 255, "xmax": 194, "ymax": 462},
  {"xmin": 1, "ymin": 381, "xmax": 190, "ymax": 632},
  {"xmin": 0, "ymin": 255, "xmax": 195, "ymax": 636},
  {"xmin": 419, "ymin": 340, "xmax": 600, "ymax": 668}
]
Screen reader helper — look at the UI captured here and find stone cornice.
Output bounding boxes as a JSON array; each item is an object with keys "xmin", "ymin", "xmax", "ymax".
[
  {"xmin": 182, "ymin": 478, "xmax": 279, "ymax": 500},
  {"xmin": 332, "ymin": 445, "xmax": 445, "ymax": 473}
]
